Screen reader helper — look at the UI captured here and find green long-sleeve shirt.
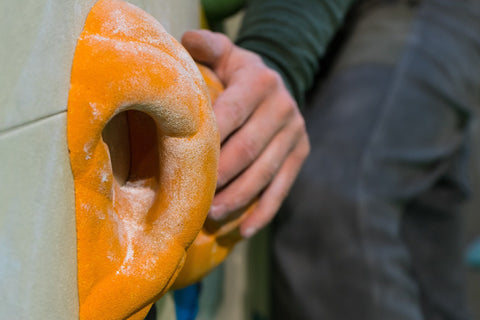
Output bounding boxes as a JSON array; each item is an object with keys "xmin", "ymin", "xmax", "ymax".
[{"xmin": 235, "ymin": 0, "xmax": 354, "ymax": 106}]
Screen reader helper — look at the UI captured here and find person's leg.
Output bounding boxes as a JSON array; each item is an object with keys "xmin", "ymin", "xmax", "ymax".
[
  {"xmin": 271, "ymin": 1, "xmax": 479, "ymax": 319},
  {"xmin": 272, "ymin": 64, "xmax": 424, "ymax": 320},
  {"xmin": 402, "ymin": 179, "xmax": 470, "ymax": 320},
  {"xmin": 397, "ymin": 1, "xmax": 480, "ymax": 318}
]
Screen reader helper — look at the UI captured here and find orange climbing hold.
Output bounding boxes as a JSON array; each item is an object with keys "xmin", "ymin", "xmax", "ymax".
[{"xmin": 67, "ymin": 0, "xmax": 219, "ymax": 318}]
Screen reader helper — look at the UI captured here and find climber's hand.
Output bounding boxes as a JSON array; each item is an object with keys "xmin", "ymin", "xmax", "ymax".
[{"xmin": 182, "ymin": 30, "xmax": 310, "ymax": 238}]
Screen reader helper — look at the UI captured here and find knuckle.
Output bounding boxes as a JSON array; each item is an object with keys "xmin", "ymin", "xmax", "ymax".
[
  {"xmin": 301, "ymin": 139, "xmax": 311, "ymax": 158},
  {"xmin": 276, "ymin": 92, "xmax": 297, "ymax": 121},
  {"xmin": 259, "ymin": 66, "xmax": 282, "ymax": 88},
  {"xmin": 231, "ymin": 48, "xmax": 263, "ymax": 73},
  {"xmin": 216, "ymin": 31, "xmax": 231, "ymax": 44},
  {"xmin": 224, "ymin": 98, "xmax": 245, "ymax": 129},
  {"xmin": 297, "ymin": 135, "xmax": 311, "ymax": 160},
  {"xmin": 261, "ymin": 67, "xmax": 279, "ymax": 84},
  {"xmin": 251, "ymin": 67, "xmax": 280, "ymax": 91},
  {"xmin": 236, "ymin": 137, "xmax": 261, "ymax": 163},
  {"xmin": 244, "ymin": 50, "xmax": 264, "ymax": 64},
  {"xmin": 282, "ymin": 109, "xmax": 306, "ymax": 139},
  {"xmin": 258, "ymin": 161, "xmax": 278, "ymax": 185},
  {"xmin": 293, "ymin": 113, "xmax": 307, "ymax": 132},
  {"xmin": 219, "ymin": 35, "xmax": 235, "ymax": 55},
  {"xmin": 216, "ymin": 170, "xmax": 228, "ymax": 188}
]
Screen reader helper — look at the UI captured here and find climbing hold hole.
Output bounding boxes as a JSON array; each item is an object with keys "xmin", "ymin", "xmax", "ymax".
[{"xmin": 102, "ymin": 110, "xmax": 160, "ymax": 188}]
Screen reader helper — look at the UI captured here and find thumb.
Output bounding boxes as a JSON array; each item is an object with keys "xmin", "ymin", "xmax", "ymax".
[{"xmin": 181, "ymin": 29, "xmax": 233, "ymax": 71}]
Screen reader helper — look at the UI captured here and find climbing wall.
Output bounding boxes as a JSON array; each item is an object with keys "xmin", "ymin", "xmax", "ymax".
[{"xmin": 0, "ymin": 1, "xmax": 201, "ymax": 318}]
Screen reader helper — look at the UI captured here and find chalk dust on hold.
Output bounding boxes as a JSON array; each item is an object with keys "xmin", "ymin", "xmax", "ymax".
[
  {"xmin": 85, "ymin": 0, "xmax": 218, "ymax": 279},
  {"xmin": 89, "ymin": 102, "xmax": 100, "ymax": 120},
  {"xmin": 115, "ymin": 179, "xmax": 160, "ymax": 277},
  {"xmin": 119, "ymin": 180, "xmax": 156, "ymax": 217}
]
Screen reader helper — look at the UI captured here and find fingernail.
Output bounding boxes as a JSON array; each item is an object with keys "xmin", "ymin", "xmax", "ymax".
[
  {"xmin": 242, "ymin": 227, "xmax": 257, "ymax": 239},
  {"xmin": 209, "ymin": 204, "xmax": 226, "ymax": 220}
]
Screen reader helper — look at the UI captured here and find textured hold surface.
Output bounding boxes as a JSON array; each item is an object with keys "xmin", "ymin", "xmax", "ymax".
[
  {"xmin": 67, "ymin": 0, "xmax": 219, "ymax": 319},
  {"xmin": 172, "ymin": 66, "xmax": 257, "ymax": 290}
]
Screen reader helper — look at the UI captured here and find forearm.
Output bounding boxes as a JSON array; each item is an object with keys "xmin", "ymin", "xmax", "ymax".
[{"xmin": 236, "ymin": 0, "xmax": 354, "ymax": 106}]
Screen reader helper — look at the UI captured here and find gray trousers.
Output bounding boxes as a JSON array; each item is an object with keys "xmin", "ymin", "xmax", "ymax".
[{"xmin": 271, "ymin": 1, "xmax": 480, "ymax": 319}]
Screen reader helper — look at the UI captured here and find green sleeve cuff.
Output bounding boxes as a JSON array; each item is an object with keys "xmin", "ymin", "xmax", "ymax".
[{"xmin": 236, "ymin": 0, "xmax": 354, "ymax": 107}]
